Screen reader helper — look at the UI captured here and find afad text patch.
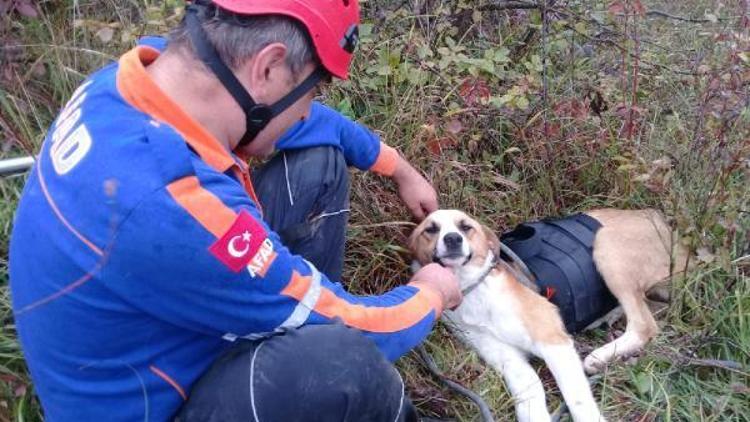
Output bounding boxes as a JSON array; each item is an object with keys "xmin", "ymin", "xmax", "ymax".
[{"xmin": 209, "ymin": 210, "xmax": 273, "ymax": 273}]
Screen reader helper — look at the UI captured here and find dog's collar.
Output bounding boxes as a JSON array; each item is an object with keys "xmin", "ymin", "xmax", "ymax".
[
  {"xmin": 460, "ymin": 244, "xmax": 538, "ymax": 297},
  {"xmin": 460, "ymin": 253, "xmax": 497, "ymax": 296}
]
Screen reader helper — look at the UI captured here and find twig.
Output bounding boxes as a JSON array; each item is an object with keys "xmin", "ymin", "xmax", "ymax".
[
  {"xmin": 558, "ymin": 21, "xmax": 700, "ymax": 76},
  {"xmin": 0, "ymin": 113, "xmax": 35, "ymax": 157},
  {"xmin": 478, "ymin": 1, "xmax": 539, "ymax": 11},
  {"xmin": 349, "ymin": 221, "xmax": 416, "ymax": 229},
  {"xmin": 686, "ymin": 358, "xmax": 746, "ymax": 372},
  {"xmin": 646, "ymin": 10, "xmax": 727, "ymax": 23}
]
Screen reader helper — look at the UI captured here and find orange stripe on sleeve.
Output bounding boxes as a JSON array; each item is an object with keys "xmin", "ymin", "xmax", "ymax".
[
  {"xmin": 166, "ymin": 176, "xmax": 237, "ymax": 238},
  {"xmin": 281, "ymin": 271, "xmax": 441, "ymax": 333},
  {"xmin": 370, "ymin": 143, "xmax": 400, "ymax": 176},
  {"xmin": 406, "ymin": 281, "xmax": 444, "ymax": 318},
  {"xmin": 281, "ymin": 271, "xmax": 312, "ymax": 299}
]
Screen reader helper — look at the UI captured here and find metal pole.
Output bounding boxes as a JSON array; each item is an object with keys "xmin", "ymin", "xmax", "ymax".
[{"xmin": 0, "ymin": 156, "xmax": 35, "ymax": 176}]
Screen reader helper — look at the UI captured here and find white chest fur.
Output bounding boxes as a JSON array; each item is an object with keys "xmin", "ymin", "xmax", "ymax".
[
  {"xmin": 443, "ymin": 263, "xmax": 605, "ymax": 422},
  {"xmin": 445, "ymin": 272, "xmax": 536, "ymax": 354}
]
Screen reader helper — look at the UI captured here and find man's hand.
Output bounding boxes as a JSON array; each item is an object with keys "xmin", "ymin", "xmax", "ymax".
[
  {"xmin": 391, "ymin": 156, "xmax": 438, "ymax": 221},
  {"xmin": 410, "ymin": 263, "xmax": 462, "ymax": 311}
]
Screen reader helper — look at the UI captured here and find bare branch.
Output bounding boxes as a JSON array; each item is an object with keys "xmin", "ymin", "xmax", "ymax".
[
  {"xmin": 478, "ymin": 1, "xmax": 539, "ymax": 11},
  {"xmin": 646, "ymin": 10, "xmax": 726, "ymax": 23}
]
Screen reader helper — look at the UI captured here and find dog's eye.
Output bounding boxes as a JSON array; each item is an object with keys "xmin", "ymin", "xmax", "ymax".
[
  {"xmin": 459, "ymin": 221, "xmax": 473, "ymax": 232},
  {"xmin": 424, "ymin": 224, "xmax": 440, "ymax": 235}
]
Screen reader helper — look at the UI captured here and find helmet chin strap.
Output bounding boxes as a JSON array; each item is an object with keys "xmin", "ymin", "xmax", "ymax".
[{"xmin": 185, "ymin": 7, "xmax": 326, "ymax": 148}]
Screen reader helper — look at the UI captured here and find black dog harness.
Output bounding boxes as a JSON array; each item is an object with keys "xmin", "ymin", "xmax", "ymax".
[{"xmin": 500, "ymin": 214, "xmax": 618, "ymax": 333}]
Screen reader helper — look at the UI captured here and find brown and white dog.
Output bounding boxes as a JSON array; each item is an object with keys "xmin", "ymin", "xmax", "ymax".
[{"xmin": 409, "ymin": 209, "xmax": 688, "ymax": 422}]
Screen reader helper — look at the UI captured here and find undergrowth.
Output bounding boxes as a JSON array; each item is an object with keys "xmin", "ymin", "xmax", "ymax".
[{"xmin": 1, "ymin": 0, "xmax": 748, "ymax": 420}]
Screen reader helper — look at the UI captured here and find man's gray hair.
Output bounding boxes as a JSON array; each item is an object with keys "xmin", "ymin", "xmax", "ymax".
[{"xmin": 168, "ymin": 4, "xmax": 318, "ymax": 77}]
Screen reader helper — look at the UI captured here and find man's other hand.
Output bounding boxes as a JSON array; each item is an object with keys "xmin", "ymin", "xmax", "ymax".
[
  {"xmin": 410, "ymin": 263, "xmax": 462, "ymax": 311},
  {"xmin": 392, "ymin": 157, "xmax": 438, "ymax": 221}
]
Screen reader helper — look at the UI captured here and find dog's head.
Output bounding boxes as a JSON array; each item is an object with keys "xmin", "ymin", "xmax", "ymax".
[{"xmin": 409, "ymin": 210, "xmax": 500, "ymax": 277}]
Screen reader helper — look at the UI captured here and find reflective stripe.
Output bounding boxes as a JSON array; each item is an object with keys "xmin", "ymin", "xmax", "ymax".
[
  {"xmin": 283, "ymin": 151, "xmax": 294, "ymax": 206},
  {"xmin": 392, "ymin": 370, "xmax": 405, "ymax": 422},
  {"xmin": 310, "ymin": 208, "xmax": 350, "ymax": 223},
  {"xmin": 249, "ymin": 340, "xmax": 268, "ymax": 422},
  {"xmin": 274, "ymin": 261, "xmax": 322, "ymax": 331},
  {"xmin": 229, "ymin": 262, "xmax": 323, "ymax": 341},
  {"xmin": 222, "ymin": 333, "xmax": 238, "ymax": 342}
]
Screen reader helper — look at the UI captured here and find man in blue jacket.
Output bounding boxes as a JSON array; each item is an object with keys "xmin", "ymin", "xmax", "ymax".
[{"xmin": 9, "ymin": 0, "xmax": 461, "ymax": 420}]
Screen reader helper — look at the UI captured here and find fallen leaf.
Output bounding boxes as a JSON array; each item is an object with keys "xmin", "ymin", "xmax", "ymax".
[
  {"xmin": 631, "ymin": 0, "xmax": 646, "ymax": 16},
  {"xmin": 696, "ymin": 247, "xmax": 715, "ymax": 264},
  {"xmin": 445, "ymin": 119, "xmax": 463, "ymax": 135},
  {"xmin": 13, "ymin": 384, "xmax": 26, "ymax": 398},
  {"xmin": 608, "ymin": 1, "xmax": 625, "ymax": 15},
  {"xmin": 15, "ymin": 0, "xmax": 37, "ymax": 17},
  {"xmin": 492, "ymin": 174, "xmax": 521, "ymax": 190},
  {"xmin": 458, "ymin": 77, "xmax": 491, "ymax": 107},
  {"xmin": 96, "ymin": 27, "xmax": 115, "ymax": 43},
  {"xmin": 425, "ymin": 137, "xmax": 457, "ymax": 156},
  {"xmin": 731, "ymin": 383, "xmax": 750, "ymax": 394}
]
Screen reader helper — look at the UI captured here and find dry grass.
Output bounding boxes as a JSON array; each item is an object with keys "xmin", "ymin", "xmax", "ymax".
[{"xmin": 1, "ymin": 0, "xmax": 748, "ymax": 421}]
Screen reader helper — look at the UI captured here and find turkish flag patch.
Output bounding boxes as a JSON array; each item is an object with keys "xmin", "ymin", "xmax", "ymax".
[{"xmin": 209, "ymin": 210, "xmax": 268, "ymax": 273}]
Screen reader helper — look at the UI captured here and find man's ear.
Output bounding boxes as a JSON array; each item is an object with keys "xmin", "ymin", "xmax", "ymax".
[
  {"xmin": 246, "ymin": 42, "xmax": 289, "ymax": 96},
  {"xmin": 482, "ymin": 224, "xmax": 501, "ymax": 259}
]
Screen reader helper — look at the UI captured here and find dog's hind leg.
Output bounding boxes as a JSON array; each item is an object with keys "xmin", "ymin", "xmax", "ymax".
[
  {"xmin": 584, "ymin": 209, "xmax": 674, "ymax": 374},
  {"xmin": 538, "ymin": 341, "xmax": 606, "ymax": 422},
  {"xmin": 583, "ymin": 288, "xmax": 658, "ymax": 374},
  {"xmin": 474, "ymin": 339, "xmax": 551, "ymax": 422}
]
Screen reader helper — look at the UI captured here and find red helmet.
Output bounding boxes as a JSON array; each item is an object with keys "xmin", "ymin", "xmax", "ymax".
[{"xmin": 210, "ymin": 0, "xmax": 360, "ymax": 79}]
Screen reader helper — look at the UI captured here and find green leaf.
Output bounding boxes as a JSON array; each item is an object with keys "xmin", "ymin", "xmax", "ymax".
[
  {"xmin": 493, "ymin": 47, "xmax": 510, "ymax": 63},
  {"xmin": 634, "ymin": 372, "xmax": 653, "ymax": 397},
  {"xmin": 336, "ymin": 98, "xmax": 355, "ymax": 120},
  {"xmin": 515, "ymin": 96, "xmax": 529, "ymax": 110}
]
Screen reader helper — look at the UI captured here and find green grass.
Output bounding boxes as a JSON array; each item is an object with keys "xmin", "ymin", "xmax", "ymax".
[{"xmin": 2, "ymin": 0, "xmax": 749, "ymax": 421}]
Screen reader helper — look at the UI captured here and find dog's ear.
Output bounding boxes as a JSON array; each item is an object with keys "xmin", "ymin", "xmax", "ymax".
[
  {"xmin": 408, "ymin": 222, "xmax": 434, "ymax": 265},
  {"xmin": 482, "ymin": 224, "xmax": 501, "ymax": 259},
  {"xmin": 407, "ymin": 225, "xmax": 421, "ymax": 255}
]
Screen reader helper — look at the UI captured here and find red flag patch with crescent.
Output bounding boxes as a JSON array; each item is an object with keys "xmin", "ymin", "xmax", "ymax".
[{"xmin": 209, "ymin": 210, "xmax": 268, "ymax": 273}]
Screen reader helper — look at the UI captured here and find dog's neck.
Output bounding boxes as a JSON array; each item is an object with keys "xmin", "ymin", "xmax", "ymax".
[
  {"xmin": 456, "ymin": 251, "xmax": 540, "ymax": 297},
  {"xmin": 456, "ymin": 252, "xmax": 496, "ymax": 295}
]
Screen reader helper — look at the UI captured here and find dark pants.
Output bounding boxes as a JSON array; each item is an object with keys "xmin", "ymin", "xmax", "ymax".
[
  {"xmin": 252, "ymin": 146, "xmax": 350, "ymax": 282},
  {"xmin": 176, "ymin": 147, "xmax": 419, "ymax": 422}
]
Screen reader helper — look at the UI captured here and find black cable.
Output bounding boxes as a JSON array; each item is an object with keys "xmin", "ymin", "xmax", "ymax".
[{"xmin": 416, "ymin": 345, "xmax": 495, "ymax": 422}]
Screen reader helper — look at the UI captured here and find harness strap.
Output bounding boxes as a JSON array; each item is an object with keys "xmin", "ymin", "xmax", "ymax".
[
  {"xmin": 536, "ymin": 234, "xmax": 597, "ymax": 321},
  {"xmin": 574, "ymin": 213, "xmax": 603, "ymax": 233},
  {"xmin": 501, "ymin": 213, "xmax": 618, "ymax": 333},
  {"xmin": 500, "ymin": 224, "xmax": 541, "ymax": 259},
  {"xmin": 546, "ymin": 217, "xmax": 597, "ymax": 249}
]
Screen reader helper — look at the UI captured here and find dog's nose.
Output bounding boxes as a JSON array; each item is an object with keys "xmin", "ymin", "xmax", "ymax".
[{"xmin": 444, "ymin": 232, "xmax": 463, "ymax": 249}]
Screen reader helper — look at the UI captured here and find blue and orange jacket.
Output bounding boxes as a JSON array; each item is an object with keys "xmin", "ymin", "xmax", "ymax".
[{"xmin": 9, "ymin": 38, "xmax": 442, "ymax": 421}]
